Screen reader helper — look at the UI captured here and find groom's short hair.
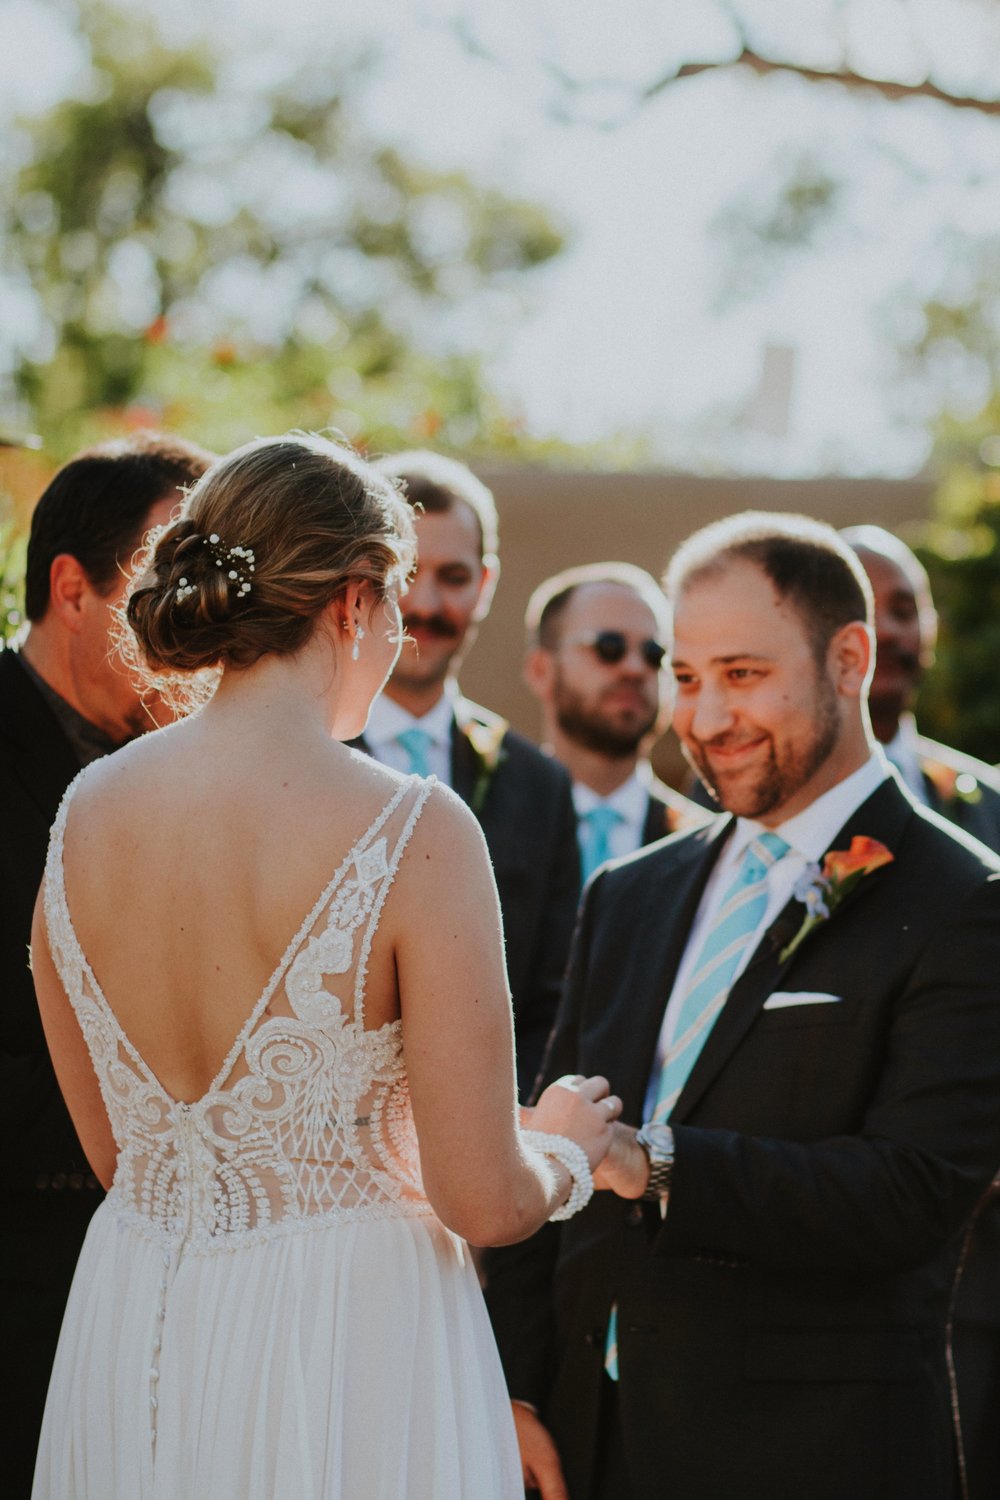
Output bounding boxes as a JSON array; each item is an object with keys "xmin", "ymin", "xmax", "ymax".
[
  {"xmin": 372, "ymin": 450, "xmax": 498, "ymax": 559},
  {"xmin": 664, "ymin": 511, "xmax": 873, "ymax": 663},
  {"xmin": 25, "ymin": 430, "xmax": 214, "ymax": 621}
]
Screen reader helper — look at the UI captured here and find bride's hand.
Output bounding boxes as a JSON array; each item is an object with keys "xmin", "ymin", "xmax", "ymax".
[{"xmin": 529, "ymin": 1074, "xmax": 622, "ymax": 1171}]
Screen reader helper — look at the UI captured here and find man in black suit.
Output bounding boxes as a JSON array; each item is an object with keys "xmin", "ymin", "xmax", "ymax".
[
  {"xmin": 1, "ymin": 432, "xmax": 213, "ymax": 1498},
  {"xmin": 523, "ymin": 562, "xmax": 707, "ymax": 880},
  {"xmin": 486, "ymin": 512, "xmax": 1000, "ymax": 1500},
  {"xmin": 843, "ymin": 524, "xmax": 1000, "ymax": 1499},
  {"xmin": 357, "ymin": 451, "xmax": 579, "ymax": 1099}
]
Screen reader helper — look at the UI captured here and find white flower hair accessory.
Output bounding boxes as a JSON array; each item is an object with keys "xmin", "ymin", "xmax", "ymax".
[{"xmin": 175, "ymin": 533, "xmax": 256, "ymax": 603}]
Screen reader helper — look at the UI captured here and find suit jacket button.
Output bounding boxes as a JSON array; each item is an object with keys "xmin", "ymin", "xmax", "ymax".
[
  {"xmin": 625, "ymin": 1204, "xmax": 643, "ymax": 1227},
  {"xmin": 51, "ymin": 1172, "xmax": 67, "ymax": 1190}
]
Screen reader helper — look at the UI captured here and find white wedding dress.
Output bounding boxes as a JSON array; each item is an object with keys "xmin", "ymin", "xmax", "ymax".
[{"xmin": 33, "ymin": 774, "xmax": 522, "ymax": 1499}]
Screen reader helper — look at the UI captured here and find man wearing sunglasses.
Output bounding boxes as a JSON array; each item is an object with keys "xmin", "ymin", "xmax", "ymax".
[{"xmin": 524, "ymin": 563, "xmax": 708, "ymax": 883}]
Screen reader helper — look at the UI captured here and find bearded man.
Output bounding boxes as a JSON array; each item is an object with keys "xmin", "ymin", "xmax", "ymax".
[
  {"xmin": 486, "ymin": 512, "xmax": 1000, "ymax": 1500},
  {"xmin": 524, "ymin": 563, "xmax": 707, "ymax": 882}
]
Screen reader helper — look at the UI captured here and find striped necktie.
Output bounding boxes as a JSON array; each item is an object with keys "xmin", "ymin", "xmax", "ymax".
[
  {"xmin": 605, "ymin": 829, "xmax": 789, "ymax": 1383},
  {"xmin": 651, "ymin": 830, "xmax": 790, "ymax": 1122},
  {"xmin": 578, "ymin": 804, "xmax": 625, "ymax": 881},
  {"xmin": 395, "ymin": 727, "xmax": 433, "ymax": 778}
]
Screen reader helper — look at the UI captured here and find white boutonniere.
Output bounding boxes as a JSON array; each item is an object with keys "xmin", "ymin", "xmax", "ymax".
[{"xmin": 461, "ymin": 715, "xmax": 509, "ymax": 813}]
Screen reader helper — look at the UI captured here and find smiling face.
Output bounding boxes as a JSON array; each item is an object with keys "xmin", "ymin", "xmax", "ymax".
[
  {"xmin": 387, "ymin": 502, "xmax": 494, "ymax": 703},
  {"xmin": 671, "ymin": 559, "xmax": 866, "ymax": 825}
]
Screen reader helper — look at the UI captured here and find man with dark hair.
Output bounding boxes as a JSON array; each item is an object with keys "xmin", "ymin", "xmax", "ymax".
[
  {"xmin": 486, "ymin": 511, "xmax": 1000, "ymax": 1500},
  {"xmin": 357, "ymin": 450, "xmax": 580, "ymax": 1099},
  {"xmin": 841, "ymin": 524, "xmax": 1000, "ymax": 845},
  {"xmin": 524, "ymin": 562, "xmax": 707, "ymax": 878},
  {"xmin": 842, "ymin": 523, "xmax": 1000, "ymax": 1500},
  {"xmin": 0, "ymin": 430, "xmax": 214, "ymax": 1497}
]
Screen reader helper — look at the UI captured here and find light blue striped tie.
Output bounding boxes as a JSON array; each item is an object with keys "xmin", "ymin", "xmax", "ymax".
[
  {"xmin": 650, "ymin": 830, "xmax": 789, "ymax": 1123},
  {"xmin": 605, "ymin": 829, "xmax": 789, "ymax": 1381},
  {"xmin": 396, "ymin": 727, "xmax": 433, "ymax": 777},
  {"xmin": 579, "ymin": 805, "xmax": 625, "ymax": 881}
]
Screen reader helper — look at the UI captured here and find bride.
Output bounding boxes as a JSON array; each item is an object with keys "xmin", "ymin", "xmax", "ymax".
[{"xmin": 29, "ymin": 432, "xmax": 619, "ymax": 1499}]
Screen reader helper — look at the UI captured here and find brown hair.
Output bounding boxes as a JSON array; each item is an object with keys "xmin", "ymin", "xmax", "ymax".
[
  {"xmin": 124, "ymin": 433, "xmax": 414, "ymax": 710},
  {"xmin": 372, "ymin": 450, "xmax": 499, "ymax": 558},
  {"xmin": 664, "ymin": 511, "xmax": 873, "ymax": 664},
  {"xmin": 525, "ymin": 561, "xmax": 669, "ymax": 649},
  {"xmin": 25, "ymin": 430, "xmax": 215, "ymax": 620}
]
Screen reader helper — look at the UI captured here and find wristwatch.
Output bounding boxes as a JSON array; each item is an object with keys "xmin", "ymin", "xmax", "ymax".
[{"xmin": 634, "ymin": 1122, "xmax": 675, "ymax": 1201}]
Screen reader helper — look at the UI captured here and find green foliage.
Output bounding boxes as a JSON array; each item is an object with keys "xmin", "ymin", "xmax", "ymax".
[
  {"xmin": 0, "ymin": 510, "xmax": 26, "ymax": 644},
  {"xmin": 913, "ymin": 390, "xmax": 1000, "ymax": 761},
  {"xmin": 3, "ymin": 0, "xmax": 567, "ymax": 461}
]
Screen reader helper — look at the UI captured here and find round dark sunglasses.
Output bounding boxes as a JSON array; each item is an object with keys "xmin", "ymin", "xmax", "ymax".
[{"xmin": 566, "ymin": 630, "xmax": 666, "ymax": 670}]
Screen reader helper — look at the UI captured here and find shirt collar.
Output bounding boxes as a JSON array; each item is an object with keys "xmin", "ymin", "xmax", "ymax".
[
  {"xmin": 730, "ymin": 750, "xmax": 890, "ymax": 864},
  {"xmin": 366, "ymin": 678, "xmax": 459, "ymax": 750},
  {"xmin": 573, "ymin": 767, "xmax": 648, "ymax": 824}
]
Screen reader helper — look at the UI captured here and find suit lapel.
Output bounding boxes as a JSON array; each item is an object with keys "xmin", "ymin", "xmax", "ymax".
[
  {"xmin": 449, "ymin": 717, "xmax": 478, "ymax": 807},
  {"xmin": 670, "ymin": 777, "xmax": 915, "ymax": 1124},
  {"xmin": 608, "ymin": 818, "xmax": 734, "ymax": 1120},
  {"xmin": 640, "ymin": 794, "xmax": 668, "ymax": 847}
]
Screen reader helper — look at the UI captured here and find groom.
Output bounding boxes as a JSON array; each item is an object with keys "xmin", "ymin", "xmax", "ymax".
[
  {"xmin": 356, "ymin": 451, "xmax": 580, "ymax": 1098},
  {"xmin": 486, "ymin": 512, "xmax": 1000, "ymax": 1500}
]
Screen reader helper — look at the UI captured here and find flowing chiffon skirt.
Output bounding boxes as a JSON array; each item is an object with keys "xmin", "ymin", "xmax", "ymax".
[{"xmin": 33, "ymin": 1200, "xmax": 521, "ymax": 1499}]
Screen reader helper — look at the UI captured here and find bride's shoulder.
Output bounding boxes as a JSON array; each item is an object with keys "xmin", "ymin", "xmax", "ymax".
[{"xmin": 398, "ymin": 778, "xmax": 490, "ymax": 866}]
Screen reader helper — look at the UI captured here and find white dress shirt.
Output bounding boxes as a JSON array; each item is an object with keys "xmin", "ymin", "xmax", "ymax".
[
  {"xmin": 883, "ymin": 715, "xmax": 929, "ymax": 807},
  {"xmin": 572, "ymin": 767, "xmax": 650, "ymax": 862},
  {"xmin": 646, "ymin": 751, "xmax": 890, "ymax": 1114},
  {"xmin": 364, "ymin": 681, "xmax": 458, "ymax": 787}
]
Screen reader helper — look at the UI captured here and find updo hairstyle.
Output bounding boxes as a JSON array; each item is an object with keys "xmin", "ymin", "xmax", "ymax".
[{"xmin": 124, "ymin": 433, "xmax": 414, "ymax": 709}]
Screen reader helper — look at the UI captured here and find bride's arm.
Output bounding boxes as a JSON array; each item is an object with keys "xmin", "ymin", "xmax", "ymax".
[
  {"xmin": 31, "ymin": 888, "xmax": 117, "ymax": 1190},
  {"xmin": 392, "ymin": 786, "xmax": 615, "ymax": 1246}
]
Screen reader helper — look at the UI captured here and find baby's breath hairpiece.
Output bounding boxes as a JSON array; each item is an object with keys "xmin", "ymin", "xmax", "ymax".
[{"xmin": 175, "ymin": 532, "xmax": 256, "ymax": 603}]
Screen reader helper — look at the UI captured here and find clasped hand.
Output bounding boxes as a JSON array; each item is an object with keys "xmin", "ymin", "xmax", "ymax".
[{"xmin": 523, "ymin": 1077, "xmax": 651, "ymax": 1198}]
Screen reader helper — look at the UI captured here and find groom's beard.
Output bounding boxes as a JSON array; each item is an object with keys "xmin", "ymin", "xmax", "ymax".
[{"xmin": 687, "ymin": 678, "xmax": 840, "ymax": 819}]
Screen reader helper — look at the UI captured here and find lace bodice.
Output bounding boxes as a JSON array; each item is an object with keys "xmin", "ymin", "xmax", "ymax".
[{"xmin": 43, "ymin": 773, "xmax": 435, "ymax": 1254}]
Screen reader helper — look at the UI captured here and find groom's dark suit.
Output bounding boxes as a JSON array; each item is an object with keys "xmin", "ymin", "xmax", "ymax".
[
  {"xmin": 355, "ymin": 697, "xmax": 580, "ymax": 1098},
  {"xmin": 0, "ymin": 649, "xmax": 104, "ymax": 1497},
  {"xmin": 486, "ymin": 777, "xmax": 1000, "ymax": 1500}
]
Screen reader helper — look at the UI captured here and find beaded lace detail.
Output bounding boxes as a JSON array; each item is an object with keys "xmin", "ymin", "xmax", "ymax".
[{"xmin": 43, "ymin": 773, "xmax": 435, "ymax": 1255}]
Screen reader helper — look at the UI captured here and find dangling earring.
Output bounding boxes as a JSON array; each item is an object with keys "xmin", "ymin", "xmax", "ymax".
[{"xmin": 352, "ymin": 622, "xmax": 365, "ymax": 661}]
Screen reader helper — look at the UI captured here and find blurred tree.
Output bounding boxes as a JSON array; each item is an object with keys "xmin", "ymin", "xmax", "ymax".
[
  {"xmin": 2, "ymin": 0, "xmax": 566, "ymax": 460},
  {"xmin": 912, "ymin": 390, "xmax": 1000, "ymax": 761}
]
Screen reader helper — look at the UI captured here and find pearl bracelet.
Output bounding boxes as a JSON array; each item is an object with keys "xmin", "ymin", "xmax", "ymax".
[{"xmin": 522, "ymin": 1130, "xmax": 594, "ymax": 1221}]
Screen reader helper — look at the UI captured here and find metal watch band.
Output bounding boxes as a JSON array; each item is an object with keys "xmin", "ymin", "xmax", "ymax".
[{"xmin": 635, "ymin": 1122, "xmax": 674, "ymax": 1201}]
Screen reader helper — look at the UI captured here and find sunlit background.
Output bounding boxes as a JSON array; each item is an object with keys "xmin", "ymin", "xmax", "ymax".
[{"xmin": 3, "ymin": 0, "xmax": 1000, "ymax": 750}]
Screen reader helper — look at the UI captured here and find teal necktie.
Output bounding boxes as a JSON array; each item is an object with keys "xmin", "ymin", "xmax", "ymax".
[
  {"xmin": 395, "ymin": 727, "xmax": 433, "ymax": 777},
  {"xmin": 606, "ymin": 830, "xmax": 789, "ymax": 1381},
  {"xmin": 579, "ymin": 805, "xmax": 625, "ymax": 881}
]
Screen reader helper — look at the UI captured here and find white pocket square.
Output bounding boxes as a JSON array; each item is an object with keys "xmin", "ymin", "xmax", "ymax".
[{"xmin": 763, "ymin": 991, "xmax": 843, "ymax": 1010}]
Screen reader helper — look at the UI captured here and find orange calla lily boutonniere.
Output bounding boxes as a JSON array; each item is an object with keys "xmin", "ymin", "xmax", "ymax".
[
  {"xmin": 779, "ymin": 836, "xmax": 895, "ymax": 963},
  {"xmin": 461, "ymin": 715, "xmax": 509, "ymax": 814}
]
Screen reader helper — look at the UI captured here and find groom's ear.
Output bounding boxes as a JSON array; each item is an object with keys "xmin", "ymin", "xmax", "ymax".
[{"xmin": 828, "ymin": 620, "xmax": 872, "ymax": 699}]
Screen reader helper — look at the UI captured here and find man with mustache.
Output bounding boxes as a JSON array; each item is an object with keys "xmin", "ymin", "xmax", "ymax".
[
  {"xmin": 523, "ymin": 562, "xmax": 707, "ymax": 879},
  {"xmin": 0, "ymin": 430, "xmax": 214, "ymax": 1498},
  {"xmin": 843, "ymin": 524, "xmax": 1000, "ymax": 1500},
  {"xmin": 357, "ymin": 451, "xmax": 580, "ymax": 1098},
  {"xmin": 485, "ymin": 512, "xmax": 1000, "ymax": 1500}
]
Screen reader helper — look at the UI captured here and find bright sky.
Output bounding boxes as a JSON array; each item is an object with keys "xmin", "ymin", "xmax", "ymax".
[{"xmin": 3, "ymin": 0, "xmax": 998, "ymax": 476}]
